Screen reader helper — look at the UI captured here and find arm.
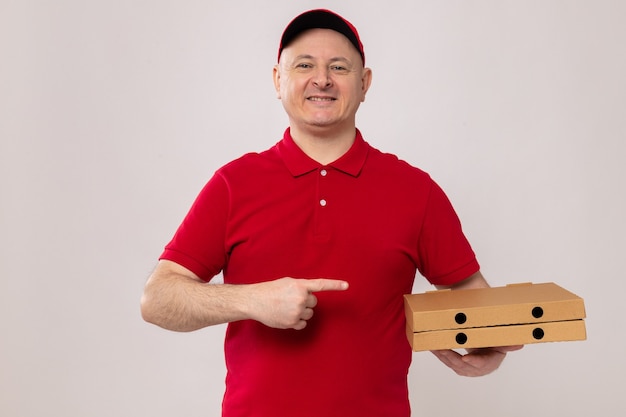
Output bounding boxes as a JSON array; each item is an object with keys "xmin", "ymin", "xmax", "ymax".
[
  {"xmin": 436, "ymin": 269, "xmax": 490, "ymax": 291},
  {"xmin": 431, "ymin": 271, "xmax": 523, "ymax": 377},
  {"xmin": 140, "ymin": 260, "xmax": 348, "ymax": 332}
]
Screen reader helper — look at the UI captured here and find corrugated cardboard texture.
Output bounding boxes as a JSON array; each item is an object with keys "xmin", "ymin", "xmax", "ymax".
[
  {"xmin": 407, "ymin": 319, "xmax": 587, "ymax": 351},
  {"xmin": 404, "ymin": 282, "xmax": 586, "ymax": 332}
]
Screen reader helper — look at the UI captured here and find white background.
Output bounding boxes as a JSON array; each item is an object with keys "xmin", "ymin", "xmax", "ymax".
[{"xmin": 1, "ymin": 1, "xmax": 625, "ymax": 416}]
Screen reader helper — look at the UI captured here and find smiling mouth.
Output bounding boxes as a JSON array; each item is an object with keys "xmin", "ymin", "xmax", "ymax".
[{"xmin": 308, "ymin": 97, "xmax": 336, "ymax": 102}]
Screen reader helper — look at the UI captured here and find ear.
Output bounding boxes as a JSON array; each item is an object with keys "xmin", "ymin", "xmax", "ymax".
[
  {"xmin": 360, "ymin": 67, "xmax": 373, "ymax": 102},
  {"xmin": 272, "ymin": 65, "xmax": 282, "ymax": 99}
]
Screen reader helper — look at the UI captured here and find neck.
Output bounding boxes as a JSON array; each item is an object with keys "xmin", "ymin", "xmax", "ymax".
[{"xmin": 289, "ymin": 125, "xmax": 356, "ymax": 165}]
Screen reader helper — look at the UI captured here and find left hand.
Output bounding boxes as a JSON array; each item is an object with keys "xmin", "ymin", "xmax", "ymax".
[{"xmin": 431, "ymin": 345, "xmax": 524, "ymax": 377}]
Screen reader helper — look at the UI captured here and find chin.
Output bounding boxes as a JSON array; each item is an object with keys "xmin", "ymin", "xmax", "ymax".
[{"xmin": 308, "ymin": 115, "xmax": 342, "ymax": 126}]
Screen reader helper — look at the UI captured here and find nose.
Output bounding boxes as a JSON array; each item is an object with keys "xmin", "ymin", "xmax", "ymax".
[{"xmin": 312, "ymin": 68, "xmax": 332, "ymax": 89}]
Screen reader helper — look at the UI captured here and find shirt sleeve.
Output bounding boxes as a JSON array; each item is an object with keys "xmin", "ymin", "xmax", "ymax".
[
  {"xmin": 416, "ymin": 180, "xmax": 480, "ymax": 286},
  {"xmin": 159, "ymin": 172, "xmax": 230, "ymax": 282}
]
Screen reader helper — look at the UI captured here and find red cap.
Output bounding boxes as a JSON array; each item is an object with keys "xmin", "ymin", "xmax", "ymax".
[{"xmin": 278, "ymin": 9, "xmax": 365, "ymax": 64}]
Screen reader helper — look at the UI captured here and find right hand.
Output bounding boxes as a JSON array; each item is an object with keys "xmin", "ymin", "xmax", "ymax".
[{"xmin": 246, "ymin": 277, "xmax": 349, "ymax": 330}]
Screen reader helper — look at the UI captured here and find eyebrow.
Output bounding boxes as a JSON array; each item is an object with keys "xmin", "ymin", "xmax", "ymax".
[{"xmin": 292, "ymin": 54, "xmax": 353, "ymax": 64}]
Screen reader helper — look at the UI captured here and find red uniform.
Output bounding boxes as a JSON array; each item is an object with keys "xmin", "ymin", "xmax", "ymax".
[{"xmin": 161, "ymin": 128, "xmax": 479, "ymax": 417}]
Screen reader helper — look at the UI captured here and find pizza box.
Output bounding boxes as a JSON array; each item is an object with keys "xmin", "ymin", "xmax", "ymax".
[
  {"xmin": 404, "ymin": 282, "xmax": 587, "ymax": 351},
  {"xmin": 404, "ymin": 282, "xmax": 585, "ymax": 332},
  {"xmin": 406, "ymin": 319, "xmax": 586, "ymax": 351}
]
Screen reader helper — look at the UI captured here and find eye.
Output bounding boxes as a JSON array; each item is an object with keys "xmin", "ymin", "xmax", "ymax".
[
  {"xmin": 295, "ymin": 62, "xmax": 313, "ymax": 69},
  {"xmin": 330, "ymin": 65, "xmax": 349, "ymax": 73}
]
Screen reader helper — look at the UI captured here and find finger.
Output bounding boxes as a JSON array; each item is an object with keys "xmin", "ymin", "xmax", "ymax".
[
  {"xmin": 431, "ymin": 350, "xmax": 463, "ymax": 369},
  {"xmin": 462, "ymin": 352, "xmax": 490, "ymax": 367},
  {"xmin": 432, "ymin": 350, "xmax": 486, "ymax": 377},
  {"xmin": 305, "ymin": 279, "xmax": 349, "ymax": 293},
  {"xmin": 301, "ymin": 307, "xmax": 314, "ymax": 321},
  {"xmin": 293, "ymin": 319, "xmax": 308, "ymax": 330},
  {"xmin": 461, "ymin": 349, "xmax": 506, "ymax": 374},
  {"xmin": 305, "ymin": 293, "xmax": 318, "ymax": 308},
  {"xmin": 493, "ymin": 345, "xmax": 524, "ymax": 353},
  {"xmin": 463, "ymin": 346, "xmax": 517, "ymax": 365}
]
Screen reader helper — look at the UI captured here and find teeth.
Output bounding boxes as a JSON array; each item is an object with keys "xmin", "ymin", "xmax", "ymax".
[{"xmin": 309, "ymin": 97, "xmax": 334, "ymax": 101}]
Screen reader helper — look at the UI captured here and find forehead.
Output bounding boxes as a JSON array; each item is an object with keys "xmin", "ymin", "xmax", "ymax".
[{"xmin": 281, "ymin": 28, "xmax": 361, "ymax": 61}]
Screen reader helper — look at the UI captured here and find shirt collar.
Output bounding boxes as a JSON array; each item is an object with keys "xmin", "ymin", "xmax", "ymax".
[{"xmin": 277, "ymin": 128, "xmax": 369, "ymax": 178}]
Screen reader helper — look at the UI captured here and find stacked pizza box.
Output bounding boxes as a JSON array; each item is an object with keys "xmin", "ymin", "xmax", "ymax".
[{"xmin": 404, "ymin": 282, "xmax": 586, "ymax": 351}]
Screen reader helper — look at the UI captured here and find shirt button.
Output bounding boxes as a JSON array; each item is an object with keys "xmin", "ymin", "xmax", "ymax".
[
  {"xmin": 319, "ymin": 199, "xmax": 327, "ymax": 207},
  {"xmin": 320, "ymin": 169, "xmax": 327, "ymax": 177}
]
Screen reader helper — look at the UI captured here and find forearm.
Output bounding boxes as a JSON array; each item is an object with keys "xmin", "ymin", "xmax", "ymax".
[{"xmin": 141, "ymin": 261, "xmax": 252, "ymax": 332}]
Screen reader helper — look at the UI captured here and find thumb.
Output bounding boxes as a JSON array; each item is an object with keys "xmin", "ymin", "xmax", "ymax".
[{"xmin": 305, "ymin": 278, "xmax": 349, "ymax": 293}]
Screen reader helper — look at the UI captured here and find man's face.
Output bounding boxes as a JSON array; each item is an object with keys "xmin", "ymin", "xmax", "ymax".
[{"xmin": 273, "ymin": 28, "xmax": 372, "ymax": 135}]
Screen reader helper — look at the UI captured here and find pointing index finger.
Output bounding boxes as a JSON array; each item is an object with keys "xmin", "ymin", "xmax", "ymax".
[{"xmin": 305, "ymin": 279, "xmax": 349, "ymax": 293}]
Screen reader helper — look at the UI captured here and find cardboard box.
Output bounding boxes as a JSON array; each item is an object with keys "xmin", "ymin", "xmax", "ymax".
[
  {"xmin": 404, "ymin": 282, "xmax": 586, "ymax": 351},
  {"xmin": 406, "ymin": 319, "xmax": 586, "ymax": 351}
]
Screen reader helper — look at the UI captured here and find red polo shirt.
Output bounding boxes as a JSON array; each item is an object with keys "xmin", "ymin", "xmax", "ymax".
[{"xmin": 161, "ymin": 128, "xmax": 479, "ymax": 417}]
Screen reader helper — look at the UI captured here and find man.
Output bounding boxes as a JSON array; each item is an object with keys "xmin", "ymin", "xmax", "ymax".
[{"xmin": 141, "ymin": 9, "xmax": 521, "ymax": 417}]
